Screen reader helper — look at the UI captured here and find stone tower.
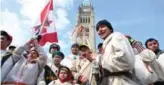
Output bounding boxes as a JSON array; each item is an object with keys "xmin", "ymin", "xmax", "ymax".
[{"xmin": 74, "ymin": 0, "xmax": 96, "ymax": 52}]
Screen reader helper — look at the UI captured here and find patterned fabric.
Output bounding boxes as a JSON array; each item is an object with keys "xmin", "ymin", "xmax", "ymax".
[{"xmin": 44, "ymin": 65, "xmax": 58, "ymax": 85}]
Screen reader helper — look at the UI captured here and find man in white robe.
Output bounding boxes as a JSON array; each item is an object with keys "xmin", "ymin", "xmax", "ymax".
[
  {"xmin": 125, "ymin": 35, "xmax": 160, "ymax": 84},
  {"xmin": 145, "ymin": 38, "xmax": 164, "ymax": 85},
  {"xmin": 95, "ymin": 19, "xmax": 142, "ymax": 85},
  {"xmin": 71, "ymin": 45, "xmax": 98, "ymax": 85},
  {"xmin": 2, "ymin": 39, "xmax": 47, "ymax": 85}
]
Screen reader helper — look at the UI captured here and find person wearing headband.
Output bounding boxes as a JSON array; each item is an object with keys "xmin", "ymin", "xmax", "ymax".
[{"xmin": 49, "ymin": 66, "xmax": 74, "ymax": 85}]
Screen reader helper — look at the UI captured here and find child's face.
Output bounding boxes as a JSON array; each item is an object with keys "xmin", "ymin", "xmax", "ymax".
[{"xmin": 59, "ymin": 70, "xmax": 68, "ymax": 80}]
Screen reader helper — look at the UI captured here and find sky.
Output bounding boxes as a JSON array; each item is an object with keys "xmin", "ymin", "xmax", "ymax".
[{"xmin": 1, "ymin": 0, "xmax": 164, "ymax": 57}]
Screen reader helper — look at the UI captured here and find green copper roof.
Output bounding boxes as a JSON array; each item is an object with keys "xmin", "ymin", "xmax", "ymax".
[{"xmin": 82, "ymin": 0, "xmax": 90, "ymax": 6}]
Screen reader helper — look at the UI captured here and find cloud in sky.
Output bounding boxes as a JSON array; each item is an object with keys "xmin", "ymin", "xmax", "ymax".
[
  {"xmin": 54, "ymin": 0, "xmax": 73, "ymax": 9},
  {"xmin": 55, "ymin": 8, "xmax": 70, "ymax": 30},
  {"xmin": 1, "ymin": 0, "xmax": 75, "ymax": 56},
  {"xmin": 0, "ymin": 9, "xmax": 31, "ymax": 46}
]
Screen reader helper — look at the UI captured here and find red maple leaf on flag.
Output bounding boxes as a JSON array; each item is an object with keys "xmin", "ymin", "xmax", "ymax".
[{"xmin": 33, "ymin": 0, "xmax": 58, "ymax": 46}]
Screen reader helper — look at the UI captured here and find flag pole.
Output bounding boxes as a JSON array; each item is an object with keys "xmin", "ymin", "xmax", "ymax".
[
  {"xmin": 37, "ymin": 0, "xmax": 52, "ymax": 36},
  {"xmin": 51, "ymin": 0, "xmax": 58, "ymax": 43}
]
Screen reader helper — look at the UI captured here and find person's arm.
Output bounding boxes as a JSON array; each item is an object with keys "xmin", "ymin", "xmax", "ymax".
[
  {"xmin": 139, "ymin": 49, "xmax": 156, "ymax": 63},
  {"xmin": 139, "ymin": 49, "xmax": 164, "ymax": 81},
  {"xmin": 12, "ymin": 40, "xmax": 31, "ymax": 62},
  {"xmin": 34, "ymin": 40, "xmax": 47, "ymax": 70},
  {"xmin": 102, "ymin": 33, "xmax": 135, "ymax": 72},
  {"xmin": 37, "ymin": 69, "xmax": 46, "ymax": 85}
]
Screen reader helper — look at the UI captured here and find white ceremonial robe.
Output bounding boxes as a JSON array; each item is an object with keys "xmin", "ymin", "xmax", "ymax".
[
  {"xmin": 139, "ymin": 49, "xmax": 164, "ymax": 82},
  {"xmin": 2, "ymin": 45, "xmax": 47, "ymax": 85},
  {"xmin": 101, "ymin": 32, "xmax": 141, "ymax": 85},
  {"xmin": 48, "ymin": 79, "xmax": 72, "ymax": 85},
  {"xmin": 1, "ymin": 44, "xmax": 29, "ymax": 82}
]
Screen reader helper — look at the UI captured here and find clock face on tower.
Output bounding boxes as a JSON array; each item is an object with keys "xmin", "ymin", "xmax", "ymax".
[{"xmin": 83, "ymin": 8, "xmax": 90, "ymax": 12}]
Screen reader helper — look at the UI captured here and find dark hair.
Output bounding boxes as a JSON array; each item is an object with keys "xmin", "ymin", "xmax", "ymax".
[
  {"xmin": 145, "ymin": 38, "xmax": 159, "ymax": 48},
  {"xmin": 79, "ymin": 45, "xmax": 89, "ymax": 51},
  {"xmin": 96, "ymin": 19, "xmax": 113, "ymax": 32},
  {"xmin": 0, "ymin": 30, "xmax": 12, "ymax": 41},
  {"xmin": 97, "ymin": 43, "xmax": 103, "ymax": 49},
  {"xmin": 71, "ymin": 43, "xmax": 79, "ymax": 48},
  {"xmin": 49, "ymin": 43, "xmax": 60, "ymax": 53},
  {"xmin": 8, "ymin": 45, "xmax": 16, "ymax": 50}
]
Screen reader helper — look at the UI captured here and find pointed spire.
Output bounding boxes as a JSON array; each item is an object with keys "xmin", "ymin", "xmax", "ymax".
[{"xmin": 82, "ymin": 0, "xmax": 90, "ymax": 6}]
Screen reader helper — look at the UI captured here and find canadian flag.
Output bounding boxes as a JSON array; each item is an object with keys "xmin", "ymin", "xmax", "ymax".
[{"xmin": 33, "ymin": 0, "xmax": 58, "ymax": 46}]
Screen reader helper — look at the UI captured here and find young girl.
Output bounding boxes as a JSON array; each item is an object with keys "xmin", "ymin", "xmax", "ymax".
[{"xmin": 49, "ymin": 66, "xmax": 74, "ymax": 85}]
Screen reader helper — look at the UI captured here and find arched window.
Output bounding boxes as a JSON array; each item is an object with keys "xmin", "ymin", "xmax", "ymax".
[
  {"xmin": 88, "ymin": 18, "xmax": 90, "ymax": 23},
  {"xmin": 83, "ymin": 17, "xmax": 85, "ymax": 23},
  {"xmin": 80, "ymin": 17, "xmax": 82, "ymax": 23},
  {"xmin": 86, "ymin": 27, "xmax": 89, "ymax": 32}
]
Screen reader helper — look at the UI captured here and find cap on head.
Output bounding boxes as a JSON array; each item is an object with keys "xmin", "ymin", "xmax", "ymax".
[
  {"xmin": 49, "ymin": 43, "xmax": 60, "ymax": 53},
  {"xmin": 52, "ymin": 51, "xmax": 65, "ymax": 59},
  {"xmin": 96, "ymin": 19, "xmax": 113, "ymax": 32}
]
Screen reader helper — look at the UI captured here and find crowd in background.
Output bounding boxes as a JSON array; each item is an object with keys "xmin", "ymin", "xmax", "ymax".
[{"xmin": 1, "ymin": 19, "xmax": 164, "ymax": 85}]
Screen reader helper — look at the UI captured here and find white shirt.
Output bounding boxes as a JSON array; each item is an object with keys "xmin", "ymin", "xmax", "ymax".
[{"xmin": 61, "ymin": 54, "xmax": 79, "ymax": 68}]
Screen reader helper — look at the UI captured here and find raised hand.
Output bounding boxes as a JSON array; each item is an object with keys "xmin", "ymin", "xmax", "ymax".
[{"xmin": 79, "ymin": 75, "xmax": 88, "ymax": 84}]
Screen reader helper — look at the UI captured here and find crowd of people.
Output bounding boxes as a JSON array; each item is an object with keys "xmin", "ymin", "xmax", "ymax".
[{"xmin": 1, "ymin": 19, "xmax": 164, "ymax": 85}]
